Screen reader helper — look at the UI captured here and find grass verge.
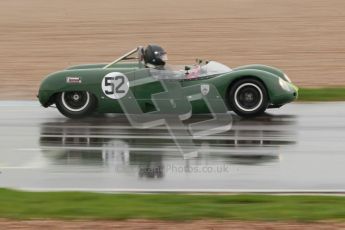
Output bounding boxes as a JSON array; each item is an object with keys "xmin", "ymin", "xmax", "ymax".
[
  {"xmin": 0, "ymin": 189, "xmax": 344, "ymax": 221},
  {"xmin": 298, "ymin": 88, "xmax": 345, "ymax": 101}
]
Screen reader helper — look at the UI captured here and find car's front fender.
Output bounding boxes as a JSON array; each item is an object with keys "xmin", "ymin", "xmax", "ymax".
[
  {"xmin": 182, "ymin": 68, "xmax": 296, "ymax": 106},
  {"xmin": 233, "ymin": 64, "xmax": 291, "ymax": 82}
]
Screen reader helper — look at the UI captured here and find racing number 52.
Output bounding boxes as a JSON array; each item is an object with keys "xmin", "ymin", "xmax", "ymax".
[{"xmin": 105, "ymin": 75, "xmax": 125, "ymax": 95}]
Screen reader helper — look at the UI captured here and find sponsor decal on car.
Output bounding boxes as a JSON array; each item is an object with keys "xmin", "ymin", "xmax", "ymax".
[
  {"xmin": 66, "ymin": 76, "xmax": 82, "ymax": 84},
  {"xmin": 201, "ymin": 84, "xmax": 210, "ymax": 96}
]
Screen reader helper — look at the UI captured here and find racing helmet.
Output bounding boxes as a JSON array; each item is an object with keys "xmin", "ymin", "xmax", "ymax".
[{"xmin": 143, "ymin": 45, "xmax": 168, "ymax": 66}]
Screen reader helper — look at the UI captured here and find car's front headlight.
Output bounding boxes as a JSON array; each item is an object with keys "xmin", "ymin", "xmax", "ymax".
[
  {"xmin": 279, "ymin": 78, "xmax": 291, "ymax": 91},
  {"xmin": 283, "ymin": 73, "xmax": 291, "ymax": 83}
]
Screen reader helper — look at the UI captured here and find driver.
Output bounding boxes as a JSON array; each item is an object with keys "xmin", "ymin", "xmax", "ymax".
[{"xmin": 143, "ymin": 44, "xmax": 168, "ymax": 69}]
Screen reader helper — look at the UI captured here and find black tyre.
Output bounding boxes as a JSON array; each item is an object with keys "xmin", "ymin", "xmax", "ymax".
[
  {"xmin": 229, "ymin": 78, "xmax": 268, "ymax": 117},
  {"xmin": 56, "ymin": 91, "xmax": 96, "ymax": 119}
]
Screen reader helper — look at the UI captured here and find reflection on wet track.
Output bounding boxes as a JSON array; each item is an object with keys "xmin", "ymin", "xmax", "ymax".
[
  {"xmin": 0, "ymin": 101, "xmax": 345, "ymax": 192},
  {"xmin": 39, "ymin": 116, "xmax": 294, "ymax": 178}
]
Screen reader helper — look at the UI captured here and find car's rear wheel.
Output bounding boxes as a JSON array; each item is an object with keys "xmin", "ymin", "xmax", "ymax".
[
  {"xmin": 229, "ymin": 78, "xmax": 268, "ymax": 117},
  {"xmin": 56, "ymin": 91, "xmax": 96, "ymax": 118}
]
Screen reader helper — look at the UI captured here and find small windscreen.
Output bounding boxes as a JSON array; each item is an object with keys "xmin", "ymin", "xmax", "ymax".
[{"xmin": 149, "ymin": 61, "xmax": 232, "ymax": 80}]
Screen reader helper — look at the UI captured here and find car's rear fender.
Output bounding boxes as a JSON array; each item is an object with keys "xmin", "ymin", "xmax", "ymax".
[{"xmin": 38, "ymin": 67, "xmax": 136, "ymax": 107}]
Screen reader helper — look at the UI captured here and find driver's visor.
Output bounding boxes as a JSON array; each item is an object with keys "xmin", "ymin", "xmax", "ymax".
[{"xmin": 160, "ymin": 54, "xmax": 168, "ymax": 61}]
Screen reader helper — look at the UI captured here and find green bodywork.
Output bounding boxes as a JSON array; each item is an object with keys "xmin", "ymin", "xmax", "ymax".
[{"xmin": 38, "ymin": 60, "xmax": 298, "ymax": 114}]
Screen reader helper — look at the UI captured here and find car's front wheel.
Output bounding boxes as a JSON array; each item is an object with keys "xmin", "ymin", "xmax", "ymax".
[
  {"xmin": 229, "ymin": 79, "xmax": 268, "ymax": 117},
  {"xmin": 56, "ymin": 91, "xmax": 96, "ymax": 118}
]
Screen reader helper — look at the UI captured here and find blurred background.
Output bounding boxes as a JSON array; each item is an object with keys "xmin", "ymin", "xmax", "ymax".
[{"xmin": 1, "ymin": 0, "xmax": 345, "ymax": 99}]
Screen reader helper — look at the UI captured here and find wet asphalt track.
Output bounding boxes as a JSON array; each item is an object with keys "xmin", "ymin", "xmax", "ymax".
[{"xmin": 0, "ymin": 101, "xmax": 344, "ymax": 192}]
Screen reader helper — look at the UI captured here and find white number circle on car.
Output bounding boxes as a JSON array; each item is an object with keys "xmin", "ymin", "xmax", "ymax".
[{"xmin": 101, "ymin": 72, "xmax": 129, "ymax": 99}]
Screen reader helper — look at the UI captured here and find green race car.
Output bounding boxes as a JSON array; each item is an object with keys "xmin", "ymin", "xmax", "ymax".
[{"xmin": 38, "ymin": 45, "xmax": 298, "ymax": 118}]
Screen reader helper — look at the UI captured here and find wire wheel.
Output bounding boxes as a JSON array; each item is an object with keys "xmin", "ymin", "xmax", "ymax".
[
  {"xmin": 56, "ymin": 91, "xmax": 96, "ymax": 118},
  {"xmin": 229, "ymin": 79, "xmax": 268, "ymax": 117}
]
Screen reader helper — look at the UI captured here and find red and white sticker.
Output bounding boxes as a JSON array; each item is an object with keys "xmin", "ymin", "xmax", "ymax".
[{"xmin": 66, "ymin": 76, "xmax": 82, "ymax": 84}]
